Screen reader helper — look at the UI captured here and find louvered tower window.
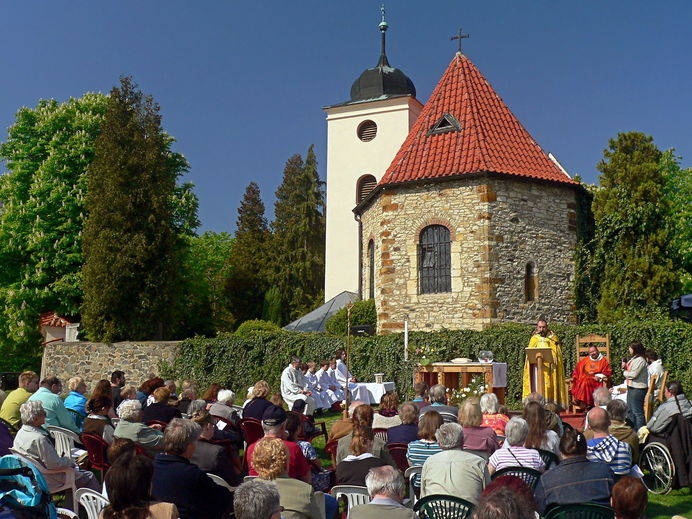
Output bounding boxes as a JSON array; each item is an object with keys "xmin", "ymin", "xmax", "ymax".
[
  {"xmin": 418, "ymin": 225, "xmax": 452, "ymax": 294},
  {"xmin": 356, "ymin": 175, "xmax": 377, "ymax": 203},
  {"xmin": 357, "ymin": 120, "xmax": 378, "ymax": 142},
  {"xmin": 368, "ymin": 240, "xmax": 375, "ymax": 299}
]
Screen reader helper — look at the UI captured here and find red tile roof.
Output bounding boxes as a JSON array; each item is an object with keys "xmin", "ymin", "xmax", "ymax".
[
  {"xmin": 379, "ymin": 53, "xmax": 577, "ymax": 187},
  {"xmin": 39, "ymin": 312, "xmax": 73, "ymax": 328}
]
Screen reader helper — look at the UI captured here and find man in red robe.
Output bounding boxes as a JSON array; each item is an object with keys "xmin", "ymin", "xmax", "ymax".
[{"xmin": 571, "ymin": 346, "xmax": 612, "ymax": 407}]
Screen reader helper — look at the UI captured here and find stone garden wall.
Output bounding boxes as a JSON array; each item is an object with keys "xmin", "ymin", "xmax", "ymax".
[{"xmin": 41, "ymin": 340, "xmax": 180, "ymax": 387}]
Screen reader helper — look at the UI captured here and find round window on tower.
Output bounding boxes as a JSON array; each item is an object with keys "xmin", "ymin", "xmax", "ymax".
[{"xmin": 357, "ymin": 120, "xmax": 377, "ymax": 142}]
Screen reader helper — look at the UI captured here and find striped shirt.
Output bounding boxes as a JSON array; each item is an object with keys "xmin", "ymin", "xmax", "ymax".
[
  {"xmin": 407, "ymin": 440, "xmax": 442, "ymax": 487},
  {"xmin": 587, "ymin": 435, "xmax": 632, "ymax": 475},
  {"xmin": 488, "ymin": 446, "xmax": 545, "ymax": 472}
]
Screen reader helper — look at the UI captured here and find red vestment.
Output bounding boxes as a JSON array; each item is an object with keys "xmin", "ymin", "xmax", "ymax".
[{"xmin": 571, "ymin": 355, "xmax": 612, "ymax": 406}]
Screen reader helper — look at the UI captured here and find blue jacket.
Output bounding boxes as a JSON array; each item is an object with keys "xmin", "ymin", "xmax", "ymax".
[
  {"xmin": 587, "ymin": 435, "xmax": 632, "ymax": 475},
  {"xmin": 63, "ymin": 391, "xmax": 87, "ymax": 418},
  {"xmin": 534, "ymin": 456, "xmax": 614, "ymax": 515},
  {"xmin": 152, "ymin": 453, "xmax": 232, "ymax": 519}
]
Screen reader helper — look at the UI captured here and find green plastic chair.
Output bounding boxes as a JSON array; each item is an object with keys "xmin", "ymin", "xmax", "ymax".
[
  {"xmin": 544, "ymin": 503, "xmax": 614, "ymax": 519},
  {"xmin": 537, "ymin": 449, "xmax": 560, "ymax": 469},
  {"xmin": 413, "ymin": 494, "xmax": 474, "ymax": 519},
  {"xmin": 491, "ymin": 466, "xmax": 542, "ymax": 490}
]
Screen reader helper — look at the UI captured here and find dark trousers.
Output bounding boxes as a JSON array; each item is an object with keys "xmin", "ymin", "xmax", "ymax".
[{"xmin": 627, "ymin": 387, "xmax": 646, "ymax": 431}]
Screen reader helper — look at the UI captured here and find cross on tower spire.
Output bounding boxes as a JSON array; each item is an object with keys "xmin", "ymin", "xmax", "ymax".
[{"xmin": 451, "ymin": 28, "xmax": 470, "ymax": 54}]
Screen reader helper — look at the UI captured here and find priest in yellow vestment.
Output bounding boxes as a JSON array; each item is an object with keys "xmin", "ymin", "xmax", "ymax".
[{"xmin": 522, "ymin": 320, "xmax": 567, "ymax": 409}]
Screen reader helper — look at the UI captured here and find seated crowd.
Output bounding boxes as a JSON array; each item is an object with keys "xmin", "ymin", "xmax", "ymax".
[{"xmin": 0, "ymin": 365, "xmax": 689, "ymax": 519}]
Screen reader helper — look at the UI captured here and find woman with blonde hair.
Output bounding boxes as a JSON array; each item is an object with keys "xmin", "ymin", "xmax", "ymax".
[
  {"xmin": 64, "ymin": 376, "xmax": 88, "ymax": 420},
  {"xmin": 372, "ymin": 391, "xmax": 403, "ymax": 429},
  {"xmin": 116, "ymin": 385, "xmax": 138, "ymax": 416},
  {"xmin": 141, "ymin": 387, "xmax": 181, "ymax": 424},
  {"xmin": 336, "ymin": 426, "xmax": 387, "ymax": 486},
  {"xmin": 253, "ymin": 437, "xmax": 325, "ymax": 519},
  {"xmin": 243, "ymin": 380, "xmax": 273, "ymax": 420},
  {"xmin": 458, "ymin": 400, "xmax": 498, "ymax": 459}
]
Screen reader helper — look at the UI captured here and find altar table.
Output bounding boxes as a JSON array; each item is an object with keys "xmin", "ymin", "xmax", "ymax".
[
  {"xmin": 347, "ymin": 382, "xmax": 396, "ymax": 405},
  {"xmin": 415, "ymin": 362, "xmax": 507, "ymax": 404}
]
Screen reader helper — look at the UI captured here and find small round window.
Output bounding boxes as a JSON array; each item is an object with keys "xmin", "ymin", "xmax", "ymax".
[{"xmin": 357, "ymin": 120, "xmax": 377, "ymax": 142}]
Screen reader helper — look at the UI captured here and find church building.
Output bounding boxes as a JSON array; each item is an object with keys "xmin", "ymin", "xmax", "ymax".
[{"xmin": 324, "ymin": 17, "xmax": 580, "ymax": 332}]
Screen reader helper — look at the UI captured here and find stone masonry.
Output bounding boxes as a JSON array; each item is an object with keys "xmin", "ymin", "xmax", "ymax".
[
  {"xmin": 42, "ymin": 341, "xmax": 179, "ymax": 387},
  {"xmin": 360, "ymin": 174, "xmax": 578, "ymax": 332}
]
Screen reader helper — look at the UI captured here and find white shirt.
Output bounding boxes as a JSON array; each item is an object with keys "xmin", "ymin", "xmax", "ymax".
[{"xmin": 336, "ymin": 359, "xmax": 353, "ymax": 386}]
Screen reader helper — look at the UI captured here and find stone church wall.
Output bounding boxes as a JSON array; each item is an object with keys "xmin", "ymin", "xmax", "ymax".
[
  {"xmin": 360, "ymin": 174, "xmax": 577, "ymax": 333},
  {"xmin": 42, "ymin": 341, "xmax": 179, "ymax": 386}
]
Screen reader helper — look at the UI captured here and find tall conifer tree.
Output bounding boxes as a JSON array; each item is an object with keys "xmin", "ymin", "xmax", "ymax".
[
  {"xmin": 271, "ymin": 145, "xmax": 325, "ymax": 322},
  {"xmin": 225, "ymin": 182, "xmax": 270, "ymax": 325},
  {"xmin": 590, "ymin": 132, "xmax": 679, "ymax": 322},
  {"xmin": 82, "ymin": 77, "xmax": 186, "ymax": 341}
]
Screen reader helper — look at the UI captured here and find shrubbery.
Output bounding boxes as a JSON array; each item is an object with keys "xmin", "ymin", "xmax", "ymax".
[
  {"xmin": 234, "ymin": 319, "xmax": 281, "ymax": 336},
  {"xmin": 161, "ymin": 319, "xmax": 691, "ymax": 409},
  {"xmin": 324, "ymin": 299, "xmax": 377, "ymax": 336}
]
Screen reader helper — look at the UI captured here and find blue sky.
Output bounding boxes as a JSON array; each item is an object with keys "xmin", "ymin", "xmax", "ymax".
[{"xmin": 1, "ymin": 2, "xmax": 690, "ymax": 233}]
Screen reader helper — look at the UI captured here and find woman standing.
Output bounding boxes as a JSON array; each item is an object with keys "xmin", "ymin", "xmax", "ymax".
[{"xmin": 622, "ymin": 342, "xmax": 648, "ymax": 431}]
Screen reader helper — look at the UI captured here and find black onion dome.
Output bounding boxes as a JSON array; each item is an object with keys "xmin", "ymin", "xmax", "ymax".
[{"xmin": 349, "ymin": 62, "xmax": 417, "ymax": 102}]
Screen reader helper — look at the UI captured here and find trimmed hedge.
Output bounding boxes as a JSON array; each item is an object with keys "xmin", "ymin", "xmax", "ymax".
[{"xmin": 160, "ymin": 319, "xmax": 691, "ymax": 408}]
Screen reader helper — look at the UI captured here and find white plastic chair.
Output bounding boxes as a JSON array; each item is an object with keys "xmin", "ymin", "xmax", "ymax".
[
  {"xmin": 56, "ymin": 508, "xmax": 78, "ymax": 518},
  {"xmin": 9, "ymin": 448, "xmax": 76, "ymax": 509},
  {"xmin": 75, "ymin": 487, "xmax": 109, "ymax": 519},
  {"xmin": 330, "ymin": 485, "xmax": 370, "ymax": 518},
  {"xmin": 207, "ymin": 472, "xmax": 235, "ymax": 491},
  {"xmin": 47, "ymin": 425, "xmax": 81, "ymax": 458},
  {"xmin": 232, "ymin": 405, "xmax": 244, "ymax": 418},
  {"xmin": 404, "ymin": 465, "xmax": 422, "ymax": 508}
]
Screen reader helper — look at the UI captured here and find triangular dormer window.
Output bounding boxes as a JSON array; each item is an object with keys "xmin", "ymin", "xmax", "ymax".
[{"xmin": 427, "ymin": 113, "xmax": 462, "ymax": 136}]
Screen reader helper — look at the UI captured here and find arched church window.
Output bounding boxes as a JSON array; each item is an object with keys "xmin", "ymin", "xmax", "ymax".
[
  {"xmin": 356, "ymin": 174, "xmax": 377, "ymax": 203},
  {"xmin": 418, "ymin": 225, "xmax": 451, "ymax": 294},
  {"xmin": 525, "ymin": 262, "xmax": 538, "ymax": 301},
  {"xmin": 368, "ymin": 240, "xmax": 375, "ymax": 299}
]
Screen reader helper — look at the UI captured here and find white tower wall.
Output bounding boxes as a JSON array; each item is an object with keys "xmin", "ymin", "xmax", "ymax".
[{"xmin": 324, "ymin": 96, "xmax": 422, "ymax": 301}]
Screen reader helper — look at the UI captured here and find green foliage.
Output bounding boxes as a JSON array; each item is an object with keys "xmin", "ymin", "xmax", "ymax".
[
  {"xmin": 0, "ymin": 94, "xmax": 108, "ymax": 369},
  {"xmin": 659, "ymin": 150, "xmax": 692, "ymax": 293},
  {"xmin": 234, "ymin": 319, "xmax": 281, "ymax": 337},
  {"xmin": 573, "ymin": 184, "xmax": 597, "ymax": 323},
  {"xmin": 179, "ymin": 231, "xmax": 234, "ymax": 336},
  {"xmin": 82, "ymin": 77, "xmax": 188, "ymax": 341},
  {"xmin": 262, "ymin": 286, "xmax": 283, "ymax": 325},
  {"xmin": 161, "ymin": 318, "xmax": 691, "ymax": 410},
  {"xmin": 225, "ymin": 182, "xmax": 270, "ymax": 326},
  {"xmin": 270, "ymin": 146, "xmax": 325, "ymax": 323},
  {"xmin": 324, "ymin": 299, "xmax": 377, "ymax": 336},
  {"xmin": 590, "ymin": 132, "xmax": 680, "ymax": 322}
]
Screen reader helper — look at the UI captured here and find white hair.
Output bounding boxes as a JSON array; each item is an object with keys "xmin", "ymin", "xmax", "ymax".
[
  {"xmin": 187, "ymin": 399, "xmax": 207, "ymax": 415},
  {"xmin": 480, "ymin": 392, "xmax": 499, "ymax": 414},
  {"xmin": 429, "ymin": 384, "xmax": 447, "ymax": 404},
  {"xmin": 234, "ymin": 479, "xmax": 280, "ymax": 519},
  {"xmin": 592, "ymin": 387, "xmax": 612, "ymax": 407},
  {"xmin": 435, "ymin": 422, "xmax": 463, "ymax": 450},
  {"xmin": 505, "ymin": 417, "xmax": 529, "ymax": 446},
  {"xmin": 365, "ymin": 466, "xmax": 404, "ymax": 498},
  {"xmin": 118, "ymin": 399, "xmax": 142, "ymax": 421},
  {"xmin": 217, "ymin": 389, "xmax": 235, "ymax": 405},
  {"xmin": 20, "ymin": 401, "xmax": 46, "ymax": 425}
]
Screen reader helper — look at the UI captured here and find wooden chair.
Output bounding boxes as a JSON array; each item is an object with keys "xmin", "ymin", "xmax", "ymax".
[
  {"xmin": 544, "ymin": 502, "xmax": 614, "ymax": 518},
  {"xmin": 644, "ymin": 374, "xmax": 658, "ymax": 422},
  {"xmin": 386, "ymin": 442, "xmax": 410, "ymax": 472},
  {"xmin": 330, "ymin": 485, "xmax": 370, "ymax": 518},
  {"xmin": 75, "ymin": 488, "xmax": 109, "ymax": 519},
  {"xmin": 47, "ymin": 426, "xmax": 81, "ymax": 458},
  {"xmin": 10, "ymin": 448, "xmax": 76, "ymax": 509},
  {"xmin": 657, "ymin": 371, "xmax": 669, "ymax": 403},
  {"xmin": 567, "ymin": 334, "xmax": 611, "ymax": 412},
  {"xmin": 414, "ymin": 494, "xmax": 475, "ymax": 519}
]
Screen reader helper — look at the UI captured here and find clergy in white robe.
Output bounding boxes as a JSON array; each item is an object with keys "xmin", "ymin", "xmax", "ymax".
[
  {"xmin": 280, "ymin": 357, "xmax": 315, "ymax": 415},
  {"xmin": 303, "ymin": 363, "xmax": 328, "ymax": 411},
  {"xmin": 317, "ymin": 361, "xmax": 342, "ymax": 403},
  {"xmin": 334, "ymin": 350, "xmax": 365, "ymax": 402}
]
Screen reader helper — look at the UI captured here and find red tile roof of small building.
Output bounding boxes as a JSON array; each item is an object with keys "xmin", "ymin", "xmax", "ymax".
[
  {"xmin": 39, "ymin": 312, "xmax": 73, "ymax": 328},
  {"xmin": 378, "ymin": 53, "xmax": 577, "ymax": 187}
]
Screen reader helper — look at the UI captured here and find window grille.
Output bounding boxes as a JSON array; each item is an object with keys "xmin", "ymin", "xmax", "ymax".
[{"xmin": 418, "ymin": 225, "xmax": 452, "ymax": 294}]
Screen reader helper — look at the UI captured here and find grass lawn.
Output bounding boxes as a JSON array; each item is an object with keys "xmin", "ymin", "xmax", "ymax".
[{"xmin": 310, "ymin": 408, "xmax": 692, "ymax": 519}]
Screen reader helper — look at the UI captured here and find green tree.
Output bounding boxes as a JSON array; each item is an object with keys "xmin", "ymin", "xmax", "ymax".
[
  {"xmin": 590, "ymin": 132, "xmax": 679, "ymax": 322},
  {"xmin": 659, "ymin": 150, "xmax": 692, "ymax": 293},
  {"xmin": 271, "ymin": 145, "xmax": 325, "ymax": 322},
  {"xmin": 81, "ymin": 77, "xmax": 188, "ymax": 341},
  {"xmin": 179, "ymin": 231, "xmax": 234, "ymax": 336},
  {"xmin": 225, "ymin": 182, "xmax": 270, "ymax": 325},
  {"xmin": 0, "ymin": 94, "xmax": 108, "ymax": 369}
]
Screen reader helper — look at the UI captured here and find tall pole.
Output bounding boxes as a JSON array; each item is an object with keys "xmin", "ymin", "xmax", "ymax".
[{"xmin": 344, "ymin": 303, "xmax": 353, "ymax": 419}]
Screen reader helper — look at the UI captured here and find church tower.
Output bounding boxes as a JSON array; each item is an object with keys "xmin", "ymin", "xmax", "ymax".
[{"xmin": 323, "ymin": 9, "xmax": 422, "ymax": 301}]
